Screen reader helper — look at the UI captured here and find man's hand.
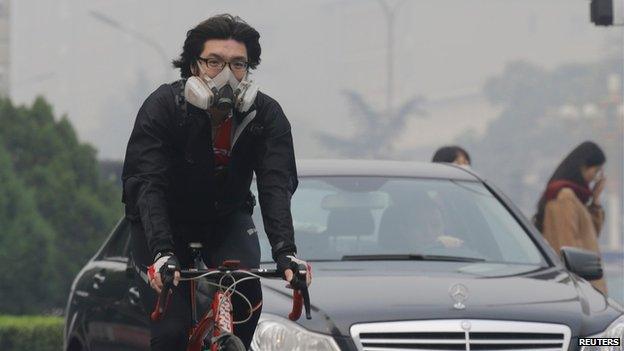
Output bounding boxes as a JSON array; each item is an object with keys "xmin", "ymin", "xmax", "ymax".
[
  {"xmin": 277, "ymin": 254, "xmax": 312, "ymax": 288},
  {"xmin": 148, "ymin": 254, "xmax": 180, "ymax": 294}
]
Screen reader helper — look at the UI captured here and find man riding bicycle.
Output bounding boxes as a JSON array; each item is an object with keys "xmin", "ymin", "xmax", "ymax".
[{"xmin": 121, "ymin": 14, "xmax": 310, "ymax": 350}]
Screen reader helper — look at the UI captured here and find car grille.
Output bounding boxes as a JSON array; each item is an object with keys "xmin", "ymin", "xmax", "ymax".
[{"xmin": 350, "ymin": 320, "xmax": 571, "ymax": 351}]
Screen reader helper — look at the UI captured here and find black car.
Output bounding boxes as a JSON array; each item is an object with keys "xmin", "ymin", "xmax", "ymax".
[{"xmin": 64, "ymin": 160, "xmax": 624, "ymax": 351}]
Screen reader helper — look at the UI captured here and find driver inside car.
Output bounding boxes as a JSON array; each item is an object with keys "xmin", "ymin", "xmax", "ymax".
[{"xmin": 380, "ymin": 192, "xmax": 464, "ymax": 251}]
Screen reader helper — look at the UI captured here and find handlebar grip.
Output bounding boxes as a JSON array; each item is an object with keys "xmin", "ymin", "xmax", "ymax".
[
  {"xmin": 150, "ymin": 284, "xmax": 173, "ymax": 321},
  {"xmin": 150, "ymin": 307, "xmax": 162, "ymax": 321},
  {"xmin": 150, "ymin": 262, "xmax": 178, "ymax": 321},
  {"xmin": 288, "ymin": 290, "xmax": 303, "ymax": 321}
]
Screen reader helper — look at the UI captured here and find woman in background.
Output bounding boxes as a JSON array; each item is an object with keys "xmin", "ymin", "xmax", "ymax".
[
  {"xmin": 432, "ymin": 145, "xmax": 471, "ymax": 166},
  {"xmin": 534, "ymin": 141, "xmax": 607, "ymax": 293}
]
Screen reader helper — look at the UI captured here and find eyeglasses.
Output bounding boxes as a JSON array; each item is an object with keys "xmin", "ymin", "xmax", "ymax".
[{"xmin": 198, "ymin": 57, "xmax": 249, "ymax": 72}]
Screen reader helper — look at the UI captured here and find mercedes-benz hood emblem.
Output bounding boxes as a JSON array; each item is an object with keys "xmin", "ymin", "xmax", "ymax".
[{"xmin": 449, "ymin": 283, "xmax": 469, "ymax": 310}]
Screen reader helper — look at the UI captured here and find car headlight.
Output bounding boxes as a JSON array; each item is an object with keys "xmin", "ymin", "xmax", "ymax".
[
  {"xmin": 580, "ymin": 315, "xmax": 624, "ymax": 351},
  {"xmin": 251, "ymin": 313, "xmax": 340, "ymax": 351}
]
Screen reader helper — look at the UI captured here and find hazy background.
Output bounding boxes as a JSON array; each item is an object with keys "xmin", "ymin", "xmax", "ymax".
[
  {"xmin": 1, "ymin": 0, "xmax": 623, "ymax": 308},
  {"xmin": 10, "ymin": 0, "xmax": 617, "ymax": 159}
]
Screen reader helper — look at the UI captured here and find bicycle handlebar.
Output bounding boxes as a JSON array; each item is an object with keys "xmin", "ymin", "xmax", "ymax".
[{"xmin": 150, "ymin": 265, "xmax": 311, "ymax": 322}]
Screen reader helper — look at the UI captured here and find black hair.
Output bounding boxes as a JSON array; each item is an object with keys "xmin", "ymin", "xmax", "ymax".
[
  {"xmin": 431, "ymin": 146, "xmax": 471, "ymax": 164},
  {"xmin": 172, "ymin": 14, "xmax": 261, "ymax": 78},
  {"xmin": 533, "ymin": 141, "xmax": 606, "ymax": 231}
]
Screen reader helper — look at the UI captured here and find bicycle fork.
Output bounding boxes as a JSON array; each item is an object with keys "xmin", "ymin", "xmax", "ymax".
[
  {"xmin": 187, "ymin": 288, "xmax": 234, "ymax": 351},
  {"xmin": 210, "ymin": 290, "xmax": 234, "ymax": 350}
]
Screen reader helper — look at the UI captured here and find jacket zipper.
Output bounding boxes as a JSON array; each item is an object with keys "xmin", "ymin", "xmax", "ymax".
[{"xmin": 230, "ymin": 110, "xmax": 257, "ymax": 152}]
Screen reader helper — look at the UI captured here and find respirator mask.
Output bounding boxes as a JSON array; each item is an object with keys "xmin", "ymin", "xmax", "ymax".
[{"xmin": 184, "ymin": 60, "xmax": 258, "ymax": 113}]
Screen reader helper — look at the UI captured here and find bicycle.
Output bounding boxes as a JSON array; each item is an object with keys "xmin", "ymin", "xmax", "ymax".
[{"xmin": 149, "ymin": 242, "xmax": 312, "ymax": 351}]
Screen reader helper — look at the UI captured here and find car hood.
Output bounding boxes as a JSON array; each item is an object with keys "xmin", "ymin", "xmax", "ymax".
[{"xmin": 260, "ymin": 261, "xmax": 621, "ymax": 337}]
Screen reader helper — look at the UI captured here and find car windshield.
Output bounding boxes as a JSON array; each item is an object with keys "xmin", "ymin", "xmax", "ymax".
[{"xmin": 253, "ymin": 177, "xmax": 546, "ymax": 265}]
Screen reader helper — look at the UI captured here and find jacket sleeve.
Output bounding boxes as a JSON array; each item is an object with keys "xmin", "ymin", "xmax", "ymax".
[
  {"xmin": 253, "ymin": 101, "xmax": 299, "ymax": 262},
  {"xmin": 588, "ymin": 203, "xmax": 605, "ymax": 236},
  {"xmin": 542, "ymin": 189, "xmax": 580, "ymax": 253},
  {"xmin": 122, "ymin": 86, "xmax": 175, "ymax": 260}
]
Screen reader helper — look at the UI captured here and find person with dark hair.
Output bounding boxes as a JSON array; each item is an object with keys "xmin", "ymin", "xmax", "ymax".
[
  {"xmin": 432, "ymin": 145, "xmax": 471, "ymax": 166},
  {"xmin": 122, "ymin": 14, "xmax": 310, "ymax": 350},
  {"xmin": 533, "ymin": 141, "xmax": 607, "ymax": 293},
  {"xmin": 380, "ymin": 192, "xmax": 464, "ymax": 251}
]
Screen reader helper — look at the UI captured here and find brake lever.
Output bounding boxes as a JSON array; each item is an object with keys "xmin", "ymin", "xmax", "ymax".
[{"xmin": 300, "ymin": 284, "xmax": 311, "ymax": 320}]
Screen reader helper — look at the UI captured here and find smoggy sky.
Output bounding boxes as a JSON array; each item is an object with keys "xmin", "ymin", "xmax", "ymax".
[{"xmin": 10, "ymin": 0, "xmax": 621, "ymax": 160}]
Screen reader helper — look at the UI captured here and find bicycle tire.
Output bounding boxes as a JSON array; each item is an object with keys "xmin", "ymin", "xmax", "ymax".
[{"xmin": 216, "ymin": 334, "xmax": 246, "ymax": 351}]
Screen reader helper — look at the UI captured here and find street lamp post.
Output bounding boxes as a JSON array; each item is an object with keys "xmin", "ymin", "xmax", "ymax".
[
  {"xmin": 377, "ymin": 0, "xmax": 406, "ymax": 115},
  {"xmin": 0, "ymin": 0, "xmax": 10, "ymax": 97}
]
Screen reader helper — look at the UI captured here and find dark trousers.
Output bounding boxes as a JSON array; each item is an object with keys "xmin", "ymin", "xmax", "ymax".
[{"xmin": 131, "ymin": 210, "xmax": 262, "ymax": 351}]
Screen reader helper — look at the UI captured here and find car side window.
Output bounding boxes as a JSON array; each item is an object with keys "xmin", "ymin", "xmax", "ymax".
[{"xmin": 101, "ymin": 220, "xmax": 131, "ymax": 261}]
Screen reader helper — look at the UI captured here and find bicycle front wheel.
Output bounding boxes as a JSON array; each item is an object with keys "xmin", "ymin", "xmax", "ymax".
[{"xmin": 216, "ymin": 334, "xmax": 246, "ymax": 351}]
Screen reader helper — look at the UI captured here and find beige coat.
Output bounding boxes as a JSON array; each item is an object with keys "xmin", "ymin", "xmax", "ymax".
[{"xmin": 542, "ymin": 188, "xmax": 606, "ymax": 294}]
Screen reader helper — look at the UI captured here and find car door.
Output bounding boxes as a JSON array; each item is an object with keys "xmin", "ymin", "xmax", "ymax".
[{"xmin": 85, "ymin": 219, "xmax": 150, "ymax": 351}]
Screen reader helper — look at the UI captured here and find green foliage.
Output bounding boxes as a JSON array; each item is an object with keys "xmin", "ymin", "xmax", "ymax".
[
  {"xmin": 0, "ymin": 145, "xmax": 56, "ymax": 314},
  {"xmin": 0, "ymin": 96, "xmax": 122, "ymax": 313},
  {"xmin": 0, "ymin": 315, "xmax": 63, "ymax": 351}
]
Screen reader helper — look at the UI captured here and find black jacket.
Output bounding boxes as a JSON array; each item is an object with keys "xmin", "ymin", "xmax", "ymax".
[{"xmin": 122, "ymin": 80, "xmax": 298, "ymax": 263}]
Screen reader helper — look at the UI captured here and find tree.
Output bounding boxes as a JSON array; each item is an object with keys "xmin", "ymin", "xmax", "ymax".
[
  {"xmin": 317, "ymin": 90, "xmax": 427, "ymax": 158},
  {"xmin": 0, "ymin": 97, "xmax": 122, "ymax": 312},
  {"xmin": 0, "ymin": 142, "xmax": 56, "ymax": 314}
]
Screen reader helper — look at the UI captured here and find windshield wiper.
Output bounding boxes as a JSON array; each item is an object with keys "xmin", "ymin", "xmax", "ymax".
[{"xmin": 341, "ymin": 254, "xmax": 486, "ymax": 262}]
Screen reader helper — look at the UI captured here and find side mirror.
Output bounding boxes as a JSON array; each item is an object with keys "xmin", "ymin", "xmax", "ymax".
[{"xmin": 560, "ymin": 247, "xmax": 603, "ymax": 281}]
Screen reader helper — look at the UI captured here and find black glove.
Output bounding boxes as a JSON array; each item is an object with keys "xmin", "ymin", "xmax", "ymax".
[
  {"xmin": 149, "ymin": 252, "xmax": 180, "ymax": 285},
  {"xmin": 276, "ymin": 254, "xmax": 308, "ymax": 284},
  {"xmin": 160, "ymin": 255, "xmax": 180, "ymax": 280}
]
